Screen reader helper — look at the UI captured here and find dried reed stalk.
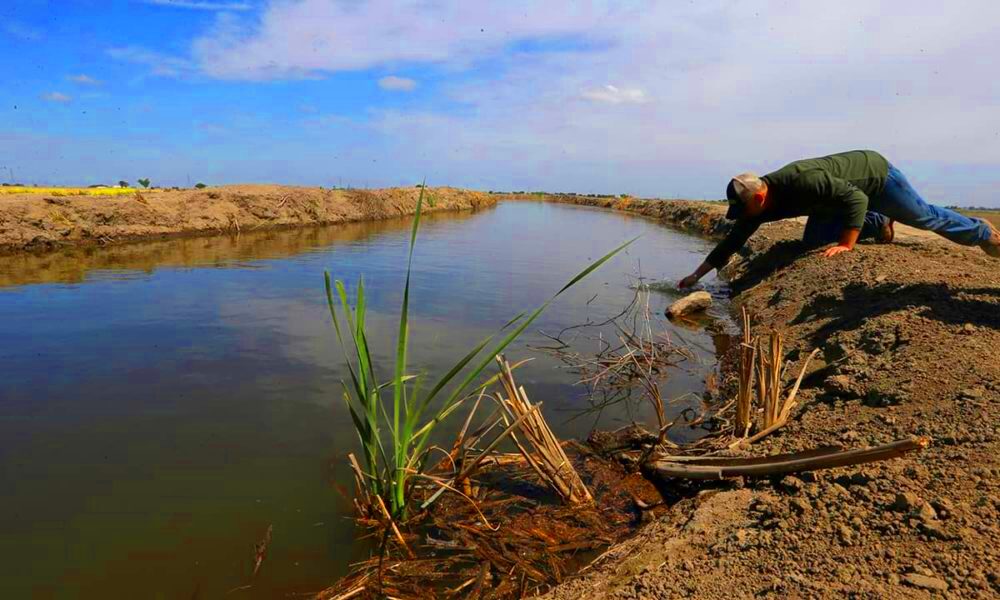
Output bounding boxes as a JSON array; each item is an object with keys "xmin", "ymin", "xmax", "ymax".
[
  {"xmin": 375, "ymin": 495, "xmax": 415, "ymax": 559},
  {"xmin": 758, "ymin": 331, "xmax": 784, "ymax": 429},
  {"xmin": 646, "ymin": 436, "xmax": 930, "ymax": 480},
  {"xmin": 732, "ymin": 310, "xmax": 820, "ymax": 447},
  {"xmin": 252, "ymin": 524, "xmax": 273, "ymax": 578},
  {"xmin": 735, "ymin": 307, "xmax": 755, "ymax": 438},
  {"xmin": 533, "ymin": 285, "xmax": 693, "ymax": 419},
  {"xmin": 736, "ymin": 347, "xmax": 819, "ymax": 447},
  {"xmin": 347, "ymin": 453, "xmax": 374, "ymax": 519},
  {"xmin": 495, "ymin": 355, "xmax": 593, "ymax": 504}
]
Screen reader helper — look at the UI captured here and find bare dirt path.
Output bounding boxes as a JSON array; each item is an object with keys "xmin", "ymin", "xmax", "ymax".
[
  {"xmin": 0, "ymin": 185, "xmax": 493, "ymax": 255},
  {"xmin": 535, "ymin": 196, "xmax": 1000, "ymax": 599}
]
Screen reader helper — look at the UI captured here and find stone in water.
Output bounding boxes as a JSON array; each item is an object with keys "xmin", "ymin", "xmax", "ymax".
[{"xmin": 666, "ymin": 291, "xmax": 712, "ymax": 318}]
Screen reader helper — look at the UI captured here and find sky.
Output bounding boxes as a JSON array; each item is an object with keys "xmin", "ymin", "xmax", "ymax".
[{"xmin": 1, "ymin": 0, "xmax": 999, "ymax": 206}]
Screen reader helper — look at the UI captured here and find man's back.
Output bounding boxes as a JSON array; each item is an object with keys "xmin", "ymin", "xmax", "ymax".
[{"xmin": 764, "ymin": 150, "xmax": 890, "ymax": 199}]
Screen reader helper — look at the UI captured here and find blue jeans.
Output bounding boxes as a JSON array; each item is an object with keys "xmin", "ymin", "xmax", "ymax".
[{"xmin": 803, "ymin": 165, "xmax": 992, "ymax": 247}]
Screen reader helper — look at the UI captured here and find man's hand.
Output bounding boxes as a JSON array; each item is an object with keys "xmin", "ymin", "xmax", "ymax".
[
  {"xmin": 678, "ymin": 273, "xmax": 700, "ymax": 289},
  {"xmin": 824, "ymin": 228, "xmax": 860, "ymax": 258},
  {"xmin": 679, "ymin": 260, "xmax": 714, "ymax": 289},
  {"xmin": 823, "ymin": 245, "xmax": 852, "ymax": 258}
]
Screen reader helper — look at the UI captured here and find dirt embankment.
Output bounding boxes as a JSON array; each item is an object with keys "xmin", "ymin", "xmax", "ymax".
[
  {"xmin": 0, "ymin": 185, "xmax": 494, "ymax": 255},
  {"xmin": 537, "ymin": 195, "xmax": 1000, "ymax": 599},
  {"xmin": 503, "ymin": 194, "xmax": 734, "ymax": 239}
]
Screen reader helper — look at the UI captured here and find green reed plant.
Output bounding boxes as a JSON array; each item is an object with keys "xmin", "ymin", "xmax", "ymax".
[{"xmin": 325, "ymin": 187, "xmax": 635, "ymax": 518}]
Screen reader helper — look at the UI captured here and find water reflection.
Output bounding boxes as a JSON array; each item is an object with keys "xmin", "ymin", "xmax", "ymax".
[
  {"xmin": 0, "ymin": 209, "xmax": 479, "ymax": 289},
  {"xmin": 0, "ymin": 201, "xmax": 726, "ymax": 598}
]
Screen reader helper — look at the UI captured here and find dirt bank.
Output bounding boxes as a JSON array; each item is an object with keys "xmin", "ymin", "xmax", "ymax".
[
  {"xmin": 0, "ymin": 185, "xmax": 494, "ymax": 255},
  {"xmin": 0, "ymin": 207, "xmax": 484, "ymax": 289},
  {"xmin": 534, "ymin": 195, "xmax": 1000, "ymax": 599}
]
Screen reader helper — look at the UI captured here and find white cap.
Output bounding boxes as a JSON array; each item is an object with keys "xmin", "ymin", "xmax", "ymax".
[
  {"xmin": 730, "ymin": 172, "xmax": 764, "ymax": 202},
  {"xmin": 725, "ymin": 172, "xmax": 765, "ymax": 219}
]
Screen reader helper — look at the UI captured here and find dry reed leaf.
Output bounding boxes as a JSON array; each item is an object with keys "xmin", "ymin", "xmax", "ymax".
[{"xmin": 495, "ymin": 355, "xmax": 593, "ymax": 504}]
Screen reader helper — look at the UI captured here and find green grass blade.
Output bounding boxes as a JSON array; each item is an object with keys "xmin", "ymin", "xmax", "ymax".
[
  {"xmin": 356, "ymin": 291, "xmax": 381, "ymax": 399},
  {"xmin": 556, "ymin": 235, "xmax": 639, "ymax": 295},
  {"xmin": 325, "ymin": 272, "xmax": 371, "ymax": 438},
  {"xmin": 328, "ymin": 203, "xmax": 635, "ymax": 518},
  {"xmin": 343, "ymin": 391, "xmax": 370, "ymax": 451},
  {"xmin": 410, "ymin": 393, "xmax": 468, "ymax": 441},
  {"xmin": 353, "ymin": 282, "xmax": 382, "ymax": 419},
  {"xmin": 501, "ymin": 312, "xmax": 526, "ymax": 330},
  {"xmin": 408, "ymin": 235, "xmax": 638, "ymax": 461},
  {"xmin": 334, "ymin": 280, "xmax": 357, "ymax": 338},
  {"xmin": 404, "ymin": 332, "xmax": 495, "ymax": 432},
  {"xmin": 324, "ymin": 274, "xmax": 359, "ymax": 381},
  {"xmin": 336, "ymin": 280, "xmax": 373, "ymax": 413},
  {"xmin": 438, "ymin": 235, "xmax": 637, "ymax": 415},
  {"xmin": 393, "ymin": 188, "xmax": 423, "ymax": 451},
  {"xmin": 388, "ymin": 183, "xmax": 427, "ymax": 515},
  {"xmin": 376, "ymin": 375, "xmax": 416, "ymax": 391},
  {"xmin": 330, "ymin": 276, "xmax": 386, "ymax": 495}
]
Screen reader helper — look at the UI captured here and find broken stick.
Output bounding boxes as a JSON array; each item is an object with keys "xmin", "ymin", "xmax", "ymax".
[{"xmin": 643, "ymin": 436, "xmax": 929, "ymax": 480}]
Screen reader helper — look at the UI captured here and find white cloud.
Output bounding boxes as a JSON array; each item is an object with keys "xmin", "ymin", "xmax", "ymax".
[
  {"xmin": 378, "ymin": 76, "xmax": 417, "ymax": 92},
  {"xmin": 41, "ymin": 92, "xmax": 72, "ymax": 103},
  {"xmin": 107, "ymin": 46, "xmax": 197, "ymax": 78},
  {"xmin": 581, "ymin": 85, "xmax": 649, "ymax": 105},
  {"xmin": 143, "ymin": 0, "xmax": 252, "ymax": 11},
  {"xmin": 69, "ymin": 74, "xmax": 101, "ymax": 86},
  {"xmin": 69, "ymin": 1, "xmax": 1000, "ymax": 204},
  {"xmin": 191, "ymin": 0, "xmax": 612, "ymax": 80},
  {"xmin": 353, "ymin": 0, "xmax": 1000, "ymax": 201}
]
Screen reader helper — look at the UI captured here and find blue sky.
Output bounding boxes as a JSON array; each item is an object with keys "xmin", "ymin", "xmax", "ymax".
[{"xmin": 2, "ymin": 0, "xmax": 999, "ymax": 206}]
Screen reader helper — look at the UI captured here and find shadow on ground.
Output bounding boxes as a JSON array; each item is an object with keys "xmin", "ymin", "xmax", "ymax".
[
  {"xmin": 726, "ymin": 240, "xmax": 810, "ymax": 294},
  {"xmin": 794, "ymin": 282, "xmax": 1000, "ymax": 341}
]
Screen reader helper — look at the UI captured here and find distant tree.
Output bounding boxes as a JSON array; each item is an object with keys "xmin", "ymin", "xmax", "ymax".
[
  {"xmin": 137, "ymin": 178, "xmax": 151, "ymax": 189},
  {"xmin": 118, "ymin": 180, "xmax": 129, "ymax": 188},
  {"xmin": 195, "ymin": 183, "xmax": 207, "ymax": 189}
]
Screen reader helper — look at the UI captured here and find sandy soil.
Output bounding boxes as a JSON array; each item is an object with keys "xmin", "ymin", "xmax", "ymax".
[
  {"xmin": 0, "ymin": 185, "xmax": 494, "ymax": 254},
  {"xmin": 534, "ymin": 195, "xmax": 1000, "ymax": 599}
]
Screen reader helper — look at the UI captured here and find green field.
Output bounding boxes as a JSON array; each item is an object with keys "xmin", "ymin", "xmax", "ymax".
[{"xmin": 961, "ymin": 209, "xmax": 1000, "ymax": 228}]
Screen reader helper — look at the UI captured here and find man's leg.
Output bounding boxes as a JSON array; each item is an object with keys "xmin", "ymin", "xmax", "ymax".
[
  {"xmin": 871, "ymin": 165, "xmax": 993, "ymax": 246},
  {"xmin": 802, "ymin": 212, "xmax": 889, "ymax": 248}
]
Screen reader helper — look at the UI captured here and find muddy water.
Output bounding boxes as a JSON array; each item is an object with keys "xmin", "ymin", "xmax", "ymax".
[{"xmin": 0, "ymin": 201, "xmax": 727, "ymax": 598}]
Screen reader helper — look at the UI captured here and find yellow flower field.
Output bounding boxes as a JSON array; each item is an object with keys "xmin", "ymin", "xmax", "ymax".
[{"xmin": 0, "ymin": 186, "xmax": 148, "ymax": 197}]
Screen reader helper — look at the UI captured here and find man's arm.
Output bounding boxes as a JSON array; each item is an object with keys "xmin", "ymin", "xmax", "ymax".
[
  {"xmin": 679, "ymin": 218, "xmax": 761, "ymax": 288},
  {"xmin": 799, "ymin": 171, "xmax": 869, "ymax": 257},
  {"xmin": 678, "ymin": 260, "xmax": 714, "ymax": 289},
  {"xmin": 824, "ymin": 227, "xmax": 861, "ymax": 257}
]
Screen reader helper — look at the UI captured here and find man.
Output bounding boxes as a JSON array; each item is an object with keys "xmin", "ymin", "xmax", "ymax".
[{"xmin": 678, "ymin": 150, "xmax": 1000, "ymax": 289}]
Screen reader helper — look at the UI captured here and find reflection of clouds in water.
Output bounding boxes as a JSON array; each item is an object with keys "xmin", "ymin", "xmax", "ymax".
[
  {"xmin": 207, "ymin": 203, "xmax": 723, "ymax": 424},
  {"xmin": 215, "ymin": 293, "xmax": 502, "ymax": 404},
  {"xmin": 0, "ymin": 202, "xmax": 731, "ymax": 597}
]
